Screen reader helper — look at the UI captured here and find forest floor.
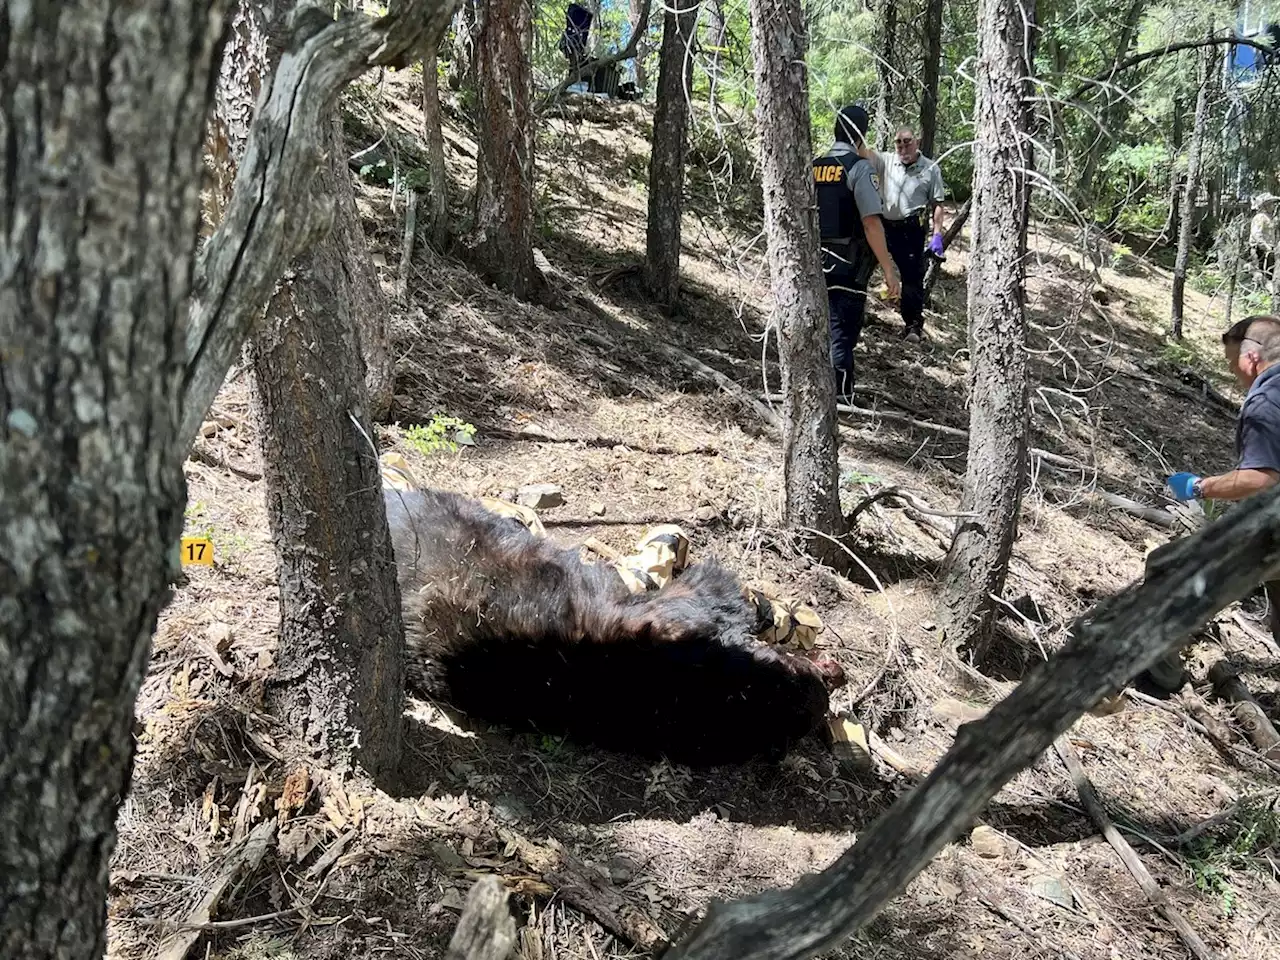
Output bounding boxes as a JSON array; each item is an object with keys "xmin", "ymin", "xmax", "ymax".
[{"xmin": 106, "ymin": 74, "xmax": 1280, "ymax": 960}]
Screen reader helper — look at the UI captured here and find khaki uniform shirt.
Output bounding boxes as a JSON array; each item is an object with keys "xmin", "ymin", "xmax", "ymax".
[{"xmin": 869, "ymin": 150, "xmax": 946, "ymax": 222}]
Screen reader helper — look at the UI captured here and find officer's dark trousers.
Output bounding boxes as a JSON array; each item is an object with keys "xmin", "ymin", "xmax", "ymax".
[
  {"xmin": 884, "ymin": 217, "xmax": 926, "ymax": 333},
  {"xmin": 828, "ymin": 286, "xmax": 866, "ymax": 396}
]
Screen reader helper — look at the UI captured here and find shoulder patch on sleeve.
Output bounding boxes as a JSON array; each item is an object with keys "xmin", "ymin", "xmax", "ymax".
[{"xmin": 870, "ymin": 173, "xmax": 880, "ymax": 190}]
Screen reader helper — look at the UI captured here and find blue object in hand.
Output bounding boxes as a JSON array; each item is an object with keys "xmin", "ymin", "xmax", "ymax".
[
  {"xmin": 928, "ymin": 232, "xmax": 944, "ymax": 256},
  {"xmin": 1167, "ymin": 472, "xmax": 1201, "ymax": 501}
]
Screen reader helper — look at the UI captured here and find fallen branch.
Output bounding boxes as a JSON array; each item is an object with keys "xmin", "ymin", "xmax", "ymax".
[
  {"xmin": 1129, "ymin": 687, "xmax": 1280, "ymax": 777},
  {"xmin": 539, "ymin": 0, "xmax": 653, "ymax": 111},
  {"xmin": 544, "ymin": 513, "xmax": 702, "ymax": 528},
  {"xmin": 181, "ymin": 0, "xmax": 461, "ymax": 451},
  {"xmin": 662, "ymin": 488, "xmax": 1280, "ymax": 960},
  {"xmin": 499, "ymin": 827, "xmax": 667, "ymax": 950},
  {"xmin": 1053, "ymin": 737, "xmax": 1218, "ymax": 960},
  {"xmin": 1092, "ymin": 489, "xmax": 1175, "ymax": 529},
  {"xmin": 485, "ymin": 424, "xmax": 720, "ymax": 456},
  {"xmin": 576, "ymin": 294, "xmax": 781, "ymax": 433},
  {"xmin": 1208, "ymin": 660, "xmax": 1280, "ymax": 761},
  {"xmin": 188, "ymin": 443, "xmax": 264, "ymax": 482},
  {"xmin": 151, "ymin": 820, "xmax": 276, "ymax": 960}
]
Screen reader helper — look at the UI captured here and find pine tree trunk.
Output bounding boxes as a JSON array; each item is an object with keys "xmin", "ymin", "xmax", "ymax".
[
  {"xmin": 473, "ymin": 0, "xmax": 537, "ymax": 299},
  {"xmin": 748, "ymin": 0, "xmax": 844, "ymax": 556},
  {"xmin": 422, "ymin": 44, "xmax": 451, "ymax": 251},
  {"xmin": 630, "ymin": 0, "xmax": 651, "ymax": 92},
  {"xmin": 332, "ymin": 112, "xmax": 397, "ymax": 421},
  {"xmin": 707, "ymin": 0, "xmax": 727, "ymax": 113},
  {"xmin": 246, "ymin": 168, "xmax": 407, "ymax": 779},
  {"xmin": 939, "ymin": 0, "xmax": 1036, "ymax": 663},
  {"xmin": 919, "ymin": 0, "xmax": 945, "ymax": 158},
  {"xmin": 1172, "ymin": 46, "xmax": 1215, "ymax": 340},
  {"xmin": 875, "ymin": 0, "xmax": 898, "ymax": 147},
  {"xmin": 645, "ymin": 0, "xmax": 700, "ymax": 312},
  {"xmin": 0, "ymin": 2, "xmax": 233, "ymax": 956},
  {"xmin": 1074, "ymin": 0, "xmax": 1145, "ymax": 207}
]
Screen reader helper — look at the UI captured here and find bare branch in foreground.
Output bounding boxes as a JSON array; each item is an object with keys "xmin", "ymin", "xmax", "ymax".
[
  {"xmin": 664, "ymin": 486, "xmax": 1280, "ymax": 960},
  {"xmin": 180, "ymin": 0, "xmax": 461, "ymax": 451},
  {"xmin": 1066, "ymin": 32, "xmax": 1273, "ymax": 102}
]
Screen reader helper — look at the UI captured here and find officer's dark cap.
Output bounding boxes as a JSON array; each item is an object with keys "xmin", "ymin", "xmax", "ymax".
[{"xmin": 834, "ymin": 105, "xmax": 870, "ymax": 145}]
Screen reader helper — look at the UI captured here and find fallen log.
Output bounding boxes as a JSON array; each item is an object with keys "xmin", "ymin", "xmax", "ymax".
[{"xmin": 1208, "ymin": 660, "xmax": 1280, "ymax": 762}]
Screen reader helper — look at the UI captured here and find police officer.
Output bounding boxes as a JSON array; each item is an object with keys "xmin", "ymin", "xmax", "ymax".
[
  {"xmin": 813, "ymin": 104, "xmax": 900, "ymax": 401},
  {"xmin": 868, "ymin": 126, "xmax": 946, "ymax": 342}
]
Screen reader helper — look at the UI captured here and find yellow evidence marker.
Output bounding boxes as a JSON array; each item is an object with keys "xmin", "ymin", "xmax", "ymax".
[{"xmin": 181, "ymin": 536, "xmax": 214, "ymax": 566}]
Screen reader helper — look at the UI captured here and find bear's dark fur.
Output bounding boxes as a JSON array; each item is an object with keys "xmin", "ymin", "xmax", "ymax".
[{"xmin": 386, "ymin": 488, "xmax": 842, "ymax": 766}]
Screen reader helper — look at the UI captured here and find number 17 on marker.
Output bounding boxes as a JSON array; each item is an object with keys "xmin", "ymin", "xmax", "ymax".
[{"xmin": 181, "ymin": 537, "xmax": 214, "ymax": 566}]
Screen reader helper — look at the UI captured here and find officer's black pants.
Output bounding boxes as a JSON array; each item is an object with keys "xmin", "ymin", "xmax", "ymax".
[
  {"xmin": 828, "ymin": 286, "xmax": 866, "ymax": 398},
  {"xmin": 884, "ymin": 217, "xmax": 926, "ymax": 332}
]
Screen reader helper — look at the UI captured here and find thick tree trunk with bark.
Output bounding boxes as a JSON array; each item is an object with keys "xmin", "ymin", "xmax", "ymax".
[
  {"xmin": 247, "ymin": 159, "xmax": 406, "ymax": 780},
  {"xmin": 422, "ymin": 44, "xmax": 451, "ymax": 250},
  {"xmin": 213, "ymin": 2, "xmax": 407, "ymax": 782},
  {"xmin": 645, "ymin": 0, "xmax": 700, "ymax": 312},
  {"xmin": 3, "ymin": 2, "xmax": 458, "ymax": 955},
  {"xmin": 331, "ymin": 113, "xmax": 397, "ymax": 420},
  {"xmin": 1171, "ymin": 45, "xmax": 1215, "ymax": 339},
  {"xmin": 0, "ymin": 2, "xmax": 234, "ymax": 956},
  {"xmin": 749, "ymin": 0, "xmax": 844, "ymax": 555},
  {"xmin": 919, "ymin": 0, "xmax": 945, "ymax": 158},
  {"xmin": 875, "ymin": 0, "xmax": 898, "ymax": 146},
  {"xmin": 938, "ymin": 0, "xmax": 1036, "ymax": 663},
  {"xmin": 473, "ymin": 0, "xmax": 537, "ymax": 299}
]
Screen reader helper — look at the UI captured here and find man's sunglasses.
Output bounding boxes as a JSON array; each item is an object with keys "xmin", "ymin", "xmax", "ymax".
[{"xmin": 895, "ymin": 137, "xmax": 915, "ymax": 146}]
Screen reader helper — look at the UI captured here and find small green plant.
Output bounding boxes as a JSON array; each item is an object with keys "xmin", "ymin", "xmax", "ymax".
[
  {"xmin": 1183, "ymin": 796, "xmax": 1280, "ymax": 917},
  {"xmin": 403, "ymin": 414, "xmax": 476, "ymax": 457},
  {"xmin": 1160, "ymin": 337, "xmax": 1199, "ymax": 369}
]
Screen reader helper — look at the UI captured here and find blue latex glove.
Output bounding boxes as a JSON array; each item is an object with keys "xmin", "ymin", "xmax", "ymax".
[
  {"xmin": 1166, "ymin": 472, "xmax": 1201, "ymax": 501},
  {"xmin": 927, "ymin": 232, "xmax": 944, "ymax": 256}
]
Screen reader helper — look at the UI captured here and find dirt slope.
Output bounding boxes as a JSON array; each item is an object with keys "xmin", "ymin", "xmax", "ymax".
[{"xmin": 105, "ymin": 71, "xmax": 1280, "ymax": 960}]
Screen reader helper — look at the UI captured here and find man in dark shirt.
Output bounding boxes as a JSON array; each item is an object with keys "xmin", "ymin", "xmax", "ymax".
[{"xmin": 1153, "ymin": 314, "xmax": 1280, "ymax": 687}]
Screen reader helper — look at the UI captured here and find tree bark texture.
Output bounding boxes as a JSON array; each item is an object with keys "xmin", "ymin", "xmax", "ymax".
[
  {"xmin": 0, "ymin": 2, "xmax": 235, "ymax": 957},
  {"xmin": 666, "ymin": 470, "xmax": 1280, "ymax": 960},
  {"xmin": 247, "ymin": 171, "xmax": 407, "ymax": 781},
  {"xmin": 422, "ymin": 44, "xmax": 451, "ymax": 251},
  {"xmin": 645, "ymin": 0, "xmax": 700, "ymax": 312},
  {"xmin": 327, "ymin": 112, "xmax": 396, "ymax": 420},
  {"xmin": 938, "ymin": 0, "xmax": 1036, "ymax": 663},
  {"xmin": 918, "ymin": 0, "xmax": 945, "ymax": 158},
  {"xmin": 630, "ymin": 0, "xmax": 652, "ymax": 92},
  {"xmin": 749, "ymin": 0, "xmax": 844, "ymax": 551},
  {"xmin": 1171, "ymin": 44, "xmax": 1215, "ymax": 340},
  {"xmin": 874, "ymin": 0, "xmax": 898, "ymax": 147},
  {"xmin": 181, "ymin": 0, "xmax": 463, "ymax": 451},
  {"xmin": 3, "ymin": 1, "xmax": 457, "ymax": 956},
  {"xmin": 473, "ymin": 0, "xmax": 537, "ymax": 299}
]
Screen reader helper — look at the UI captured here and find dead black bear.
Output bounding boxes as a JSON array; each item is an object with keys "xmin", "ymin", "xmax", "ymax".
[{"xmin": 385, "ymin": 487, "xmax": 845, "ymax": 766}]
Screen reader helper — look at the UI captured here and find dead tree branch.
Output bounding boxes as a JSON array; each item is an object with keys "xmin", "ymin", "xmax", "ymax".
[
  {"xmin": 664, "ymin": 488, "xmax": 1280, "ymax": 960},
  {"xmin": 1066, "ymin": 33, "xmax": 1273, "ymax": 102},
  {"xmin": 1053, "ymin": 737, "xmax": 1218, "ymax": 960},
  {"xmin": 539, "ymin": 0, "xmax": 653, "ymax": 111},
  {"xmin": 181, "ymin": 0, "xmax": 461, "ymax": 451}
]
